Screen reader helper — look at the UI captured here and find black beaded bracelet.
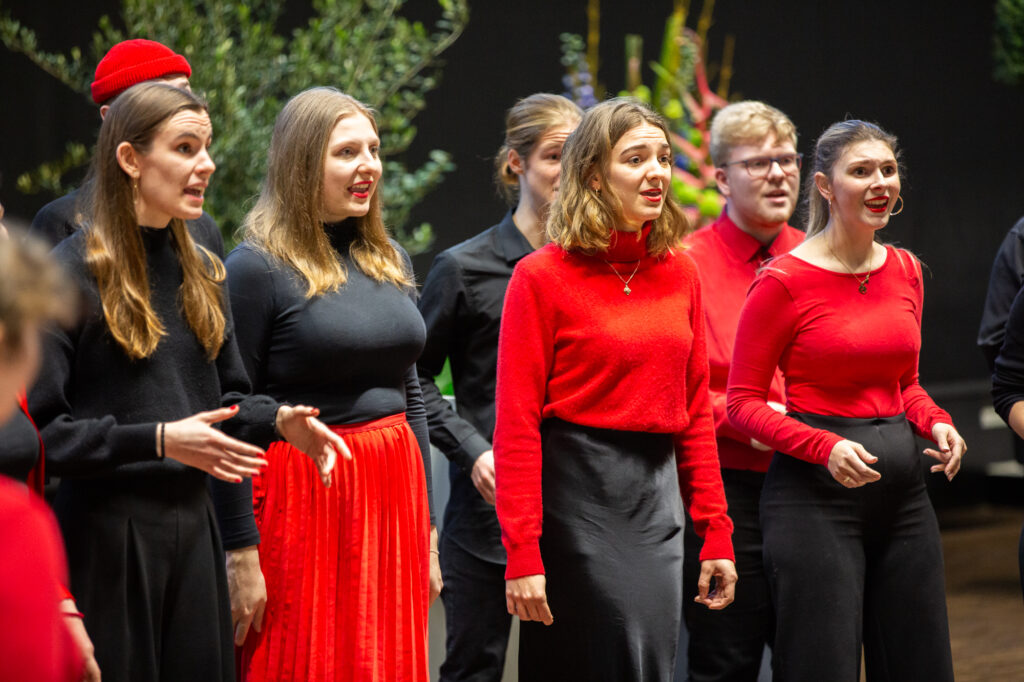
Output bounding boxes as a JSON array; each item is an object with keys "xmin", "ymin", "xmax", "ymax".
[{"xmin": 158, "ymin": 422, "xmax": 166, "ymax": 460}]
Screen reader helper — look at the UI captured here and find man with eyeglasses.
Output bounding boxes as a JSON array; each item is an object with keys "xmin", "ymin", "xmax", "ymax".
[{"xmin": 680, "ymin": 101, "xmax": 804, "ymax": 682}]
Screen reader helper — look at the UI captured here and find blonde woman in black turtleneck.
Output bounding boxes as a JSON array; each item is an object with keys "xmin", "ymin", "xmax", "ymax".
[{"xmin": 228, "ymin": 87, "xmax": 439, "ymax": 682}]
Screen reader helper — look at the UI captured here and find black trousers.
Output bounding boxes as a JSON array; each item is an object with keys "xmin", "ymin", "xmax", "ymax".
[
  {"xmin": 55, "ymin": 470, "xmax": 234, "ymax": 682},
  {"xmin": 519, "ymin": 419, "xmax": 683, "ymax": 682},
  {"xmin": 683, "ymin": 468, "xmax": 772, "ymax": 682},
  {"xmin": 438, "ymin": 536, "xmax": 512, "ymax": 682},
  {"xmin": 761, "ymin": 413, "xmax": 953, "ymax": 682}
]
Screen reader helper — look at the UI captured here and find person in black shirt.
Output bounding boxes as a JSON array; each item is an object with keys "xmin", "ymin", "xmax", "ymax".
[
  {"xmin": 980, "ymin": 216, "xmax": 1024, "ymax": 370},
  {"xmin": 417, "ymin": 93, "xmax": 581, "ymax": 681},
  {"xmin": 28, "ymin": 83, "xmax": 345, "ymax": 682},
  {"xmin": 227, "ymin": 87, "xmax": 437, "ymax": 682},
  {"xmin": 30, "ymin": 39, "xmax": 221, "ymax": 252}
]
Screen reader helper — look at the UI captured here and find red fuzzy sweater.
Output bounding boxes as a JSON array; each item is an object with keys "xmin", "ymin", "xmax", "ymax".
[
  {"xmin": 494, "ymin": 225, "xmax": 734, "ymax": 580},
  {"xmin": 727, "ymin": 246, "xmax": 952, "ymax": 465}
]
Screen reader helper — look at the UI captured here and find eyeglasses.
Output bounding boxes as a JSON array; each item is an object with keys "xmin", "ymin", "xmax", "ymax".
[{"xmin": 721, "ymin": 153, "xmax": 803, "ymax": 179}]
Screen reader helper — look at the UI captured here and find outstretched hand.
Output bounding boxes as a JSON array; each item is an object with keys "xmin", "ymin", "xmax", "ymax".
[
  {"xmin": 275, "ymin": 405, "xmax": 351, "ymax": 487},
  {"xmin": 163, "ymin": 405, "xmax": 266, "ymax": 482}
]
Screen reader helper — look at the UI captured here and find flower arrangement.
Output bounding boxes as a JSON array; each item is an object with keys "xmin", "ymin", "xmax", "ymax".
[{"xmin": 560, "ymin": 0, "xmax": 735, "ymax": 227}]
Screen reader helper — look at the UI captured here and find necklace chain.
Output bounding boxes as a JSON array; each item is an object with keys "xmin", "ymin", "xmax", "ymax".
[
  {"xmin": 604, "ymin": 259, "xmax": 642, "ymax": 295},
  {"xmin": 827, "ymin": 243, "xmax": 872, "ymax": 294}
]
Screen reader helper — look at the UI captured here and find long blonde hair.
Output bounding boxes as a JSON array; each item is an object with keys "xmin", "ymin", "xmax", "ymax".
[
  {"xmin": 81, "ymin": 82, "xmax": 226, "ymax": 361},
  {"xmin": 242, "ymin": 87, "xmax": 411, "ymax": 297},
  {"xmin": 547, "ymin": 98, "xmax": 690, "ymax": 256},
  {"xmin": 493, "ymin": 93, "xmax": 582, "ymax": 206}
]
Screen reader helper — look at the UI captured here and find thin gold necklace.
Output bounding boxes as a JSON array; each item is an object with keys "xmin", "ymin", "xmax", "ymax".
[
  {"xmin": 826, "ymin": 243, "xmax": 873, "ymax": 294},
  {"xmin": 604, "ymin": 259, "xmax": 641, "ymax": 295}
]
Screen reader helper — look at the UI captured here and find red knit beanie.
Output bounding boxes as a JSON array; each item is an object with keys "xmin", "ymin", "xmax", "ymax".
[{"xmin": 90, "ymin": 39, "xmax": 192, "ymax": 105}]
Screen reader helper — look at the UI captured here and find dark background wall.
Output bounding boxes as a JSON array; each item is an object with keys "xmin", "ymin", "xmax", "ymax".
[{"xmin": 3, "ymin": 0, "xmax": 1023, "ymax": 392}]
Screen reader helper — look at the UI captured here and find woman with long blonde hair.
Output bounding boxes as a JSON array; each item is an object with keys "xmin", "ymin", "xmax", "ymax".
[
  {"xmin": 493, "ymin": 98, "xmax": 736, "ymax": 680},
  {"xmin": 28, "ymin": 81, "xmax": 346, "ymax": 682},
  {"xmin": 228, "ymin": 86, "xmax": 438, "ymax": 682}
]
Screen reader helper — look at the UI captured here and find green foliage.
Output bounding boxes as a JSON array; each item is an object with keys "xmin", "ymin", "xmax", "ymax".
[
  {"xmin": 994, "ymin": 0, "xmax": 1024, "ymax": 86},
  {"xmin": 0, "ymin": 0, "xmax": 469, "ymax": 252}
]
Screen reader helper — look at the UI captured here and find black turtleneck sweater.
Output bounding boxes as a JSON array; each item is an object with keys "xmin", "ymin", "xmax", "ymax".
[
  {"xmin": 225, "ymin": 220, "xmax": 434, "ymax": 521},
  {"xmin": 28, "ymin": 224, "xmax": 279, "ymax": 548}
]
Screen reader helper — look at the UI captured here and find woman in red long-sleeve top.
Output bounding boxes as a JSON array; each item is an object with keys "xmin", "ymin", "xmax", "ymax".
[
  {"xmin": 493, "ymin": 98, "xmax": 736, "ymax": 682},
  {"xmin": 727, "ymin": 120, "xmax": 964, "ymax": 682}
]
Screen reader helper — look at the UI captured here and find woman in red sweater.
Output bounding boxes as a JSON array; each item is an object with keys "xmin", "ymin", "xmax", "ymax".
[
  {"xmin": 727, "ymin": 120, "xmax": 964, "ymax": 681},
  {"xmin": 493, "ymin": 98, "xmax": 736, "ymax": 681}
]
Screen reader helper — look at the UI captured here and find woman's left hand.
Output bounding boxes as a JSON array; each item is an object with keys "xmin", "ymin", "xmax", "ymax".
[
  {"xmin": 60, "ymin": 599, "xmax": 101, "ymax": 682},
  {"xmin": 926, "ymin": 423, "xmax": 966, "ymax": 481},
  {"xmin": 275, "ymin": 405, "xmax": 352, "ymax": 487},
  {"xmin": 693, "ymin": 559, "xmax": 737, "ymax": 610},
  {"xmin": 428, "ymin": 526, "xmax": 442, "ymax": 606}
]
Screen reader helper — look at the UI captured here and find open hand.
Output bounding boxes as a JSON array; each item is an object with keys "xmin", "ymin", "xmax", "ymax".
[{"xmin": 276, "ymin": 405, "xmax": 352, "ymax": 487}]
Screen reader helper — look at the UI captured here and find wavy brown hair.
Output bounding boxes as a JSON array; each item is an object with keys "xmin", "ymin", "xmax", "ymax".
[
  {"xmin": 547, "ymin": 98, "xmax": 690, "ymax": 256},
  {"xmin": 241, "ymin": 87, "xmax": 411, "ymax": 297},
  {"xmin": 81, "ymin": 82, "xmax": 226, "ymax": 361},
  {"xmin": 493, "ymin": 93, "xmax": 582, "ymax": 206}
]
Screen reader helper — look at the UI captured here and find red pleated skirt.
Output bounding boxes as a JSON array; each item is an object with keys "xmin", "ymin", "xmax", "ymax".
[{"xmin": 238, "ymin": 413, "xmax": 430, "ymax": 682}]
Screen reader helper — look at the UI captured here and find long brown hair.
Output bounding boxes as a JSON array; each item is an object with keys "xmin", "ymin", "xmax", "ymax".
[
  {"xmin": 493, "ymin": 93, "xmax": 582, "ymax": 206},
  {"xmin": 241, "ymin": 87, "xmax": 411, "ymax": 297},
  {"xmin": 547, "ymin": 98, "xmax": 690, "ymax": 256},
  {"xmin": 81, "ymin": 81, "xmax": 226, "ymax": 361}
]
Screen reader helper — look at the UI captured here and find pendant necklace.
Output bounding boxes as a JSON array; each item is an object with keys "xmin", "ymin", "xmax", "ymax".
[
  {"xmin": 605, "ymin": 259, "xmax": 641, "ymax": 295},
  {"xmin": 827, "ymin": 243, "xmax": 872, "ymax": 294}
]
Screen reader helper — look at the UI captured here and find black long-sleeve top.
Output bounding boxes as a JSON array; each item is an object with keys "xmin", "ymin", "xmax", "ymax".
[
  {"xmin": 979, "ymin": 216, "xmax": 1024, "ymax": 370},
  {"xmin": 225, "ymin": 219, "xmax": 434, "ymax": 521},
  {"xmin": 992, "ymin": 281, "xmax": 1024, "ymax": 421},
  {"xmin": 27, "ymin": 224, "xmax": 279, "ymax": 549},
  {"xmin": 416, "ymin": 211, "xmax": 532, "ymax": 563},
  {"xmin": 29, "ymin": 189, "xmax": 224, "ymax": 256},
  {"xmin": 0, "ymin": 408, "xmax": 40, "ymax": 481}
]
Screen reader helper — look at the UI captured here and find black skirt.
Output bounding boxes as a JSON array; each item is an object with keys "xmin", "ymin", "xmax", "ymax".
[{"xmin": 519, "ymin": 418, "xmax": 684, "ymax": 682}]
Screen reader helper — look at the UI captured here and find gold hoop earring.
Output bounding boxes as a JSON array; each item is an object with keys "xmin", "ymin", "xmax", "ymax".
[{"xmin": 889, "ymin": 195, "xmax": 904, "ymax": 216}]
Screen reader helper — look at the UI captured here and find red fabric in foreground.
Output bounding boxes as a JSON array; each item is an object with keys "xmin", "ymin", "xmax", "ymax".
[{"xmin": 238, "ymin": 414, "xmax": 430, "ymax": 682}]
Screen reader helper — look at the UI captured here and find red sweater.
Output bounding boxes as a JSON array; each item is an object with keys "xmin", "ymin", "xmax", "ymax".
[
  {"xmin": 494, "ymin": 225, "xmax": 734, "ymax": 580},
  {"xmin": 727, "ymin": 246, "xmax": 953, "ymax": 466},
  {"xmin": 0, "ymin": 477, "xmax": 81, "ymax": 682},
  {"xmin": 683, "ymin": 213, "xmax": 805, "ymax": 472}
]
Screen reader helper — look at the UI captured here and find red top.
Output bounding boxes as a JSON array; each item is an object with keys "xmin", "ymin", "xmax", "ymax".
[
  {"xmin": 683, "ymin": 212, "xmax": 805, "ymax": 472},
  {"xmin": 727, "ymin": 246, "xmax": 953, "ymax": 466},
  {"xmin": 0, "ymin": 477, "xmax": 82, "ymax": 682},
  {"xmin": 494, "ymin": 225, "xmax": 734, "ymax": 580}
]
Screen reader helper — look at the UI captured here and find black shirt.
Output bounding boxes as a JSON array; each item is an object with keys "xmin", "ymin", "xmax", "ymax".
[
  {"xmin": 416, "ymin": 211, "xmax": 533, "ymax": 563},
  {"xmin": 0, "ymin": 407, "xmax": 40, "ymax": 481},
  {"xmin": 28, "ymin": 224, "xmax": 279, "ymax": 549},
  {"xmin": 225, "ymin": 220, "xmax": 434, "ymax": 521},
  {"xmin": 29, "ymin": 189, "xmax": 224, "ymax": 257},
  {"xmin": 979, "ymin": 216, "xmax": 1024, "ymax": 370}
]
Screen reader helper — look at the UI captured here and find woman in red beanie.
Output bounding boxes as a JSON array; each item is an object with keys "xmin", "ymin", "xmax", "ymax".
[{"xmin": 29, "ymin": 82, "xmax": 348, "ymax": 682}]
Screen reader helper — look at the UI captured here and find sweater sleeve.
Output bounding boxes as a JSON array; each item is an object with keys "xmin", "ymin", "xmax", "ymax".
[
  {"xmin": 416, "ymin": 251, "xmax": 493, "ymax": 471},
  {"xmin": 993, "ymin": 284, "xmax": 1024, "ymax": 423},
  {"xmin": 29, "ymin": 320, "xmax": 160, "ymax": 477},
  {"xmin": 727, "ymin": 274, "xmax": 843, "ymax": 465},
  {"xmin": 979, "ymin": 217, "xmax": 1024, "ymax": 370},
  {"xmin": 493, "ymin": 261, "xmax": 556, "ymax": 579},
  {"xmin": 672, "ymin": 264, "xmax": 734, "ymax": 562},
  {"xmin": 895, "ymin": 251, "xmax": 953, "ymax": 439}
]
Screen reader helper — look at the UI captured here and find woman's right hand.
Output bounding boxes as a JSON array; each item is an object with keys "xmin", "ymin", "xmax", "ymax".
[
  {"xmin": 827, "ymin": 439, "xmax": 881, "ymax": 488},
  {"xmin": 505, "ymin": 574, "xmax": 554, "ymax": 625},
  {"xmin": 162, "ymin": 405, "xmax": 266, "ymax": 482}
]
